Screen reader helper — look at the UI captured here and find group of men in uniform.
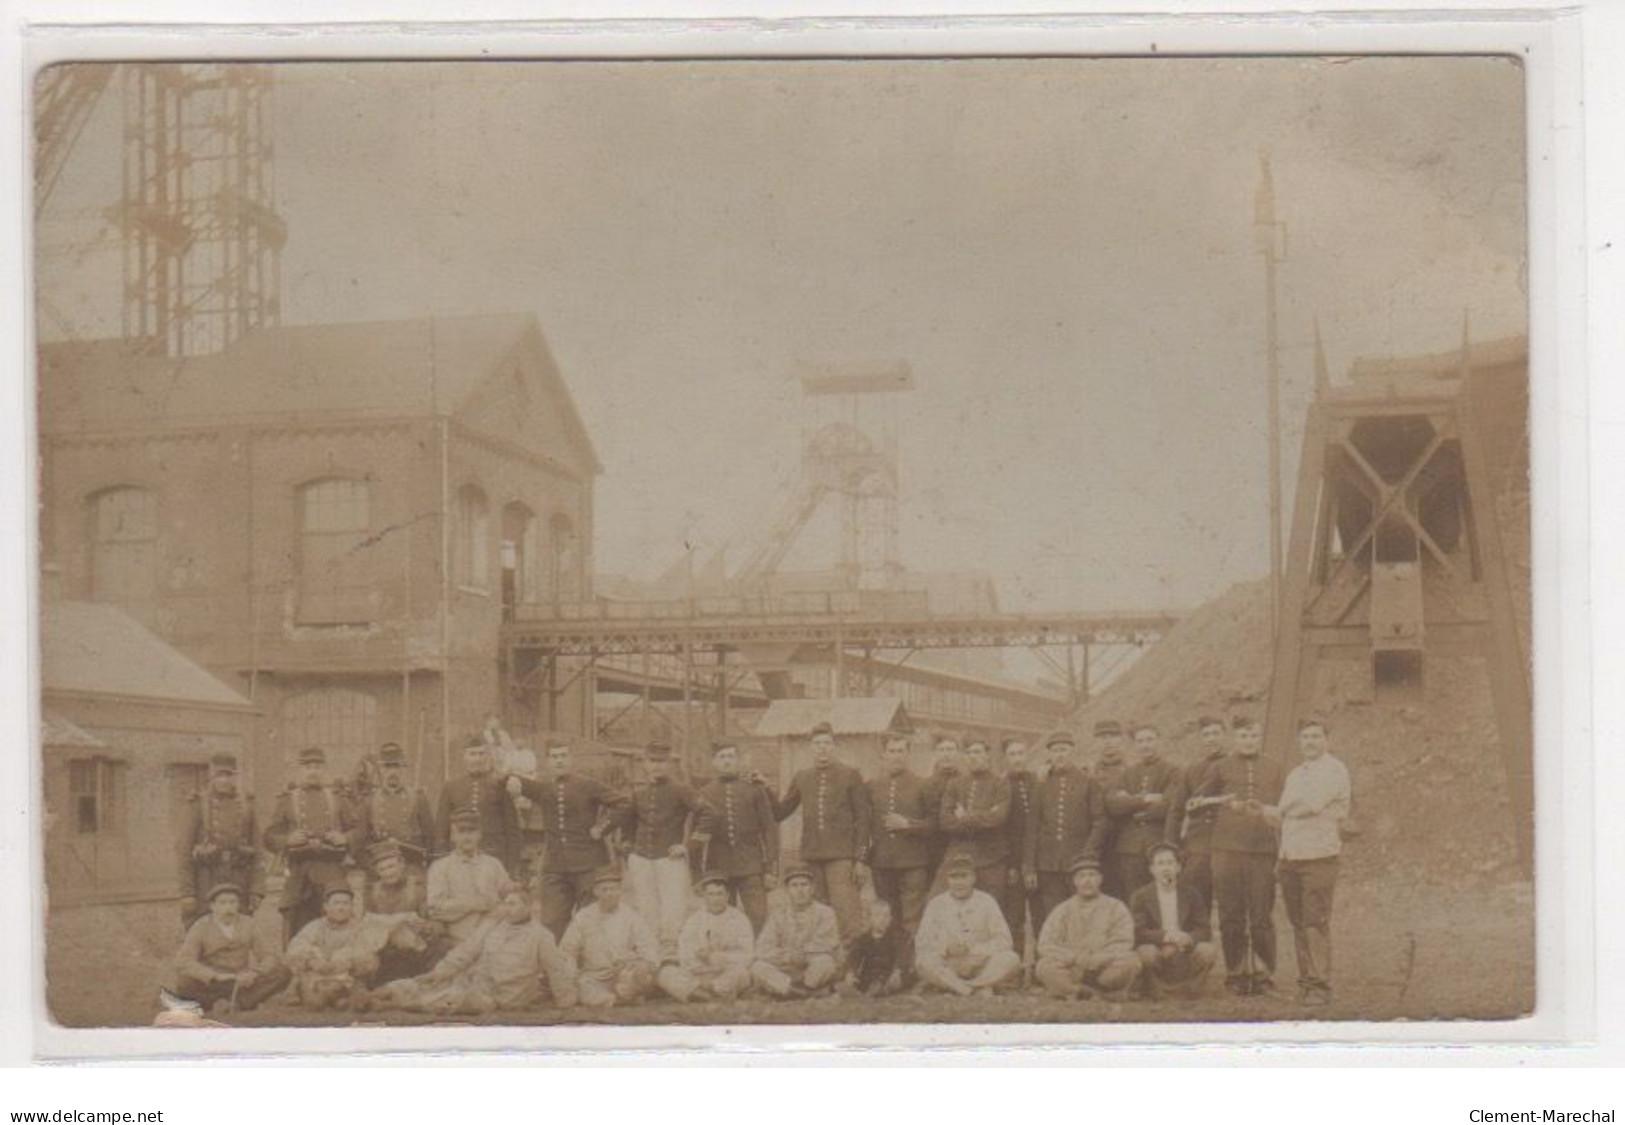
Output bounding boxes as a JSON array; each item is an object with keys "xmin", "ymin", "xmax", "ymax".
[{"xmin": 170, "ymin": 713, "xmax": 1351, "ymax": 1016}]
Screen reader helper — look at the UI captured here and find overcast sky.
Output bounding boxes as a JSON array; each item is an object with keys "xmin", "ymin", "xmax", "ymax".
[{"xmin": 39, "ymin": 56, "xmax": 1527, "ymax": 612}]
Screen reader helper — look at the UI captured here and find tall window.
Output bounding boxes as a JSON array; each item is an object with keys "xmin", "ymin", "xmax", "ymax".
[
  {"xmin": 89, "ymin": 487, "xmax": 157, "ymax": 610},
  {"xmin": 281, "ymin": 688, "xmax": 377, "ymax": 780},
  {"xmin": 548, "ymin": 511, "xmax": 580, "ymax": 603},
  {"xmin": 298, "ymin": 478, "xmax": 373, "ymax": 624},
  {"xmin": 501, "ymin": 502, "xmax": 538, "ymax": 616},
  {"xmin": 68, "ymin": 757, "xmax": 123, "ymax": 835},
  {"xmin": 456, "ymin": 485, "xmax": 490, "ymax": 590}
]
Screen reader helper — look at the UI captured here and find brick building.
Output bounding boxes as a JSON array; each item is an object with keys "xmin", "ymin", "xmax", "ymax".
[{"xmin": 39, "ymin": 312, "xmax": 600, "ymax": 795}]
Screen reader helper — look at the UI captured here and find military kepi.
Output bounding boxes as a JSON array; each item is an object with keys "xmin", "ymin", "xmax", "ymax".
[
  {"xmin": 378, "ymin": 743, "xmax": 407, "ymax": 765},
  {"xmin": 297, "ymin": 746, "xmax": 326, "ymax": 766}
]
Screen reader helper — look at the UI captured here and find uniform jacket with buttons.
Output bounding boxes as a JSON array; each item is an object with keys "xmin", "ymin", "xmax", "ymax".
[
  {"xmin": 263, "ymin": 785, "xmax": 359, "ymax": 909},
  {"xmin": 1024, "ymin": 764, "xmax": 1107, "ymax": 874},
  {"xmin": 1104, "ymin": 755, "xmax": 1180, "ymax": 856},
  {"xmin": 436, "ymin": 773, "xmax": 521, "ymax": 868},
  {"xmin": 1194, "ymin": 753, "xmax": 1285, "ymax": 854},
  {"xmin": 691, "ymin": 776, "xmax": 779, "ymax": 877},
  {"xmin": 937, "ymin": 770, "xmax": 1012, "ymax": 867},
  {"xmin": 361, "ymin": 784, "xmax": 436, "ymax": 860},
  {"xmin": 1165, "ymin": 751, "xmax": 1227, "ymax": 852},
  {"xmin": 179, "ymin": 789, "xmax": 264, "ymax": 900},
  {"xmin": 775, "ymin": 762, "xmax": 871, "ymax": 862},
  {"xmin": 512, "ymin": 773, "xmax": 632, "ymax": 873},
  {"xmin": 1005, "ymin": 770, "xmax": 1037, "ymax": 872},
  {"xmin": 625, "ymin": 777, "xmax": 707, "ymax": 860},
  {"xmin": 865, "ymin": 769, "xmax": 935, "ymax": 870}
]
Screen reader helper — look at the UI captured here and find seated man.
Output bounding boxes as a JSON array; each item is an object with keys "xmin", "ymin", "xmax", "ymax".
[
  {"xmin": 659, "ymin": 872, "xmax": 755, "ymax": 1003},
  {"xmin": 286, "ymin": 883, "xmax": 385, "ymax": 1011},
  {"xmin": 913, "ymin": 849, "xmax": 1021, "ymax": 997},
  {"xmin": 365, "ymin": 840, "xmax": 425, "ymax": 917},
  {"xmin": 373, "ymin": 884, "xmax": 577, "ymax": 1015},
  {"xmin": 1129, "ymin": 842, "xmax": 1217, "ymax": 998},
  {"xmin": 171, "ymin": 882, "xmax": 291, "ymax": 1014},
  {"xmin": 559, "ymin": 866, "xmax": 660, "ymax": 1008},
  {"xmin": 425, "ymin": 807, "xmax": 509, "ymax": 944},
  {"xmin": 1034, "ymin": 854, "xmax": 1141, "ymax": 1000},
  {"xmin": 840, "ymin": 897, "xmax": 907, "ymax": 999},
  {"xmin": 751, "ymin": 864, "xmax": 841, "ymax": 998}
]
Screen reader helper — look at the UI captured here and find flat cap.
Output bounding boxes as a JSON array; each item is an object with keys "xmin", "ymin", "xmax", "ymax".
[
  {"xmin": 205, "ymin": 882, "xmax": 244, "ymax": 903},
  {"xmin": 940, "ymin": 849, "xmax": 978, "ymax": 875},
  {"xmin": 447, "ymin": 805, "xmax": 482, "ymax": 830},
  {"xmin": 377, "ymin": 743, "xmax": 407, "ymax": 765},
  {"xmin": 694, "ymin": 871, "xmax": 730, "ymax": 892},
  {"xmin": 1092, "ymin": 720, "xmax": 1123, "ymax": 737},
  {"xmin": 1067, "ymin": 853, "xmax": 1103, "ymax": 875},
  {"xmin": 296, "ymin": 746, "xmax": 327, "ymax": 765},
  {"xmin": 367, "ymin": 839, "xmax": 404, "ymax": 866},
  {"xmin": 1045, "ymin": 732, "xmax": 1076, "ymax": 749},
  {"xmin": 321, "ymin": 882, "xmax": 355, "ymax": 903},
  {"xmin": 590, "ymin": 865, "xmax": 623, "ymax": 888},
  {"xmin": 782, "ymin": 864, "xmax": 816, "ymax": 885},
  {"xmin": 808, "ymin": 721, "xmax": 836, "ymax": 738}
]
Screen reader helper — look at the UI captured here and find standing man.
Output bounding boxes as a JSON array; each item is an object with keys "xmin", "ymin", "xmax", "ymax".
[
  {"xmin": 1193, "ymin": 714, "xmax": 1285, "ymax": 996},
  {"xmin": 865, "ymin": 734, "xmax": 935, "ymax": 957},
  {"xmin": 1001, "ymin": 738, "xmax": 1040, "ymax": 953},
  {"xmin": 508, "ymin": 742, "xmax": 631, "ymax": 940},
  {"xmin": 1276, "ymin": 717, "xmax": 1352, "ymax": 1007},
  {"xmin": 623, "ymin": 742, "xmax": 707, "ymax": 958},
  {"xmin": 1166, "ymin": 716, "xmax": 1231, "ymax": 922},
  {"xmin": 913, "ymin": 849, "xmax": 1022, "ymax": 997},
  {"xmin": 178, "ymin": 753, "xmax": 264, "ymax": 928},
  {"xmin": 921, "ymin": 735, "xmax": 963, "ymax": 881},
  {"xmin": 690, "ymin": 742, "xmax": 779, "ymax": 933},
  {"xmin": 437, "ymin": 739, "xmax": 522, "ymax": 874},
  {"xmin": 1024, "ymin": 732, "xmax": 1108, "ymax": 928},
  {"xmin": 935, "ymin": 739, "xmax": 1011, "ymax": 899},
  {"xmin": 772, "ymin": 722, "xmax": 871, "ymax": 946},
  {"xmin": 359, "ymin": 743, "xmax": 435, "ymax": 894},
  {"xmin": 1090, "ymin": 720, "xmax": 1128, "ymax": 896},
  {"xmin": 1104, "ymin": 723, "xmax": 1178, "ymax": 901},
  {"xmin": 263, "ymin": 746, "xmax": 358, "ymax": 945}
]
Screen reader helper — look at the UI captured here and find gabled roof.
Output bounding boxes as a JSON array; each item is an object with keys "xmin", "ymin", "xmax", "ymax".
[
  {"xmin": 39, "ymin": 313, "xmax": 601, "ymax": 472},
  {"xmin": 42, "ymin": 601, "xmax": 254, "ymax": 711},
  {"xmin": 753, "ymin": 697, "xmax": 913, "ymax": 737}
]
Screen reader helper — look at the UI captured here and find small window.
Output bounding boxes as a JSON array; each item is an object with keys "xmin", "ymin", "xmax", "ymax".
[
  {"xmin": 298, "ymin": 478, "xmax": 373, "ymax": 624},
  {"xmin": 68, "ymin": 757, "xmax": 122, "ymax": 835},
  {"xmin": 89, "ymin": 487, "xmax": 158, "ymax": 610}
]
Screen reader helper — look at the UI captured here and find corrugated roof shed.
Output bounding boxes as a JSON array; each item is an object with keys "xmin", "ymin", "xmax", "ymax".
[
  {"xmin": 753, "ymin": 697, "xmax": 912, "ymax": 737},
  {"xmin": 42, "ymin": 601, "xmax": 254, "ymax": 710}
]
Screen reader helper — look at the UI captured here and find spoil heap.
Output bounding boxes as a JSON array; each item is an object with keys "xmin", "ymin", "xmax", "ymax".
[{"xmin": 1076, "ymin": 579, "xmax": 1522, "ymax": 886}]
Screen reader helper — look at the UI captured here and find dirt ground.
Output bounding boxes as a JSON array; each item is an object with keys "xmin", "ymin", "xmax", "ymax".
[{"xmin": 45, "ymin": 874, "xmax": 1533, "ymax": 1030}]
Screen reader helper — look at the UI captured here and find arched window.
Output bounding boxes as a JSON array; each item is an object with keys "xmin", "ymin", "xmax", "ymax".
[
  {"xmin": 298, "ymin": 478, "xmax": 372, "ymax": 624},
  {"xmin": 88, "ymin": 486, "xmax": 158, "ymax": 611},
  {"xmin": 501, "ymin": 502, "xmax": 538, "ymax": 616},
  {"xmin": 547, "ymin": 512, "xmax": 581, "ymax": 603},
  {"xmin": 456, "ymin": 485, "xmax": 490, "ymax": 590},
  {"xmin": 281, "ymin": 688, "xmax": 377, "ymax": 781}
]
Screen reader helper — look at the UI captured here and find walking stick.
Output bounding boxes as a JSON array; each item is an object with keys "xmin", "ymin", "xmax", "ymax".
[{"xmin": 226, "ymin": 976, "xmax": 242, "ymax": 1016}]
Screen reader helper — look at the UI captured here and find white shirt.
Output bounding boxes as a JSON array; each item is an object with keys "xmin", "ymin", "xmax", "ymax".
[
  {"xmin": 1278, "ymin": 753, "xmax": 1351, "ymax": 861},
  {"xmin": 1155, "ymin": 883, "xmax": 1181, "ymax": 935}
]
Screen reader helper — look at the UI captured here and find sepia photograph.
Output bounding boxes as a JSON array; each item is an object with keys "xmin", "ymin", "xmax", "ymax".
[{"xmin": 31, "ymin": 53, "xmax": 1532, "ymax": 1033}]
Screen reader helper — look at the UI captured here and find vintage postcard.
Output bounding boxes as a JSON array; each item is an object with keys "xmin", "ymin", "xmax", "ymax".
[{"xmin": 32, "ymin": 54, "xmax": 1531, "ymax": 1034}]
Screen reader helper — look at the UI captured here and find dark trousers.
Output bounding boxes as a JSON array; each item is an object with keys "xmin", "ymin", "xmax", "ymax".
[
  {"xmin": 1111, "ymin": 852, "xmax": 1152, "ymax": 903},
  {"xmin": 1001, "ymin": 871, "xmax": 1042, "ymax": 957},
  {"xmin": 539, "ymin": 869, "xmax": 596, "ymax": 940},
  {"xmin": 1279, "ymin": 856, "xmax": 1339, "ymax": 994},
  {"xmin": 1034, "ymin": 871, "xmax": 1076, "ymax": 937},
  {"xmin": 174, "ymin": 964, "xmax": 291, "ymax": 1012},
  {"xmin": 1213, "ymin": 850, "xmax": 1277, "ymax": 977},
  {"xmin": 1181, "ymin": 849, "xmax": 1216, "ymax": 931},
  {"xmin": 725, "ymin": 873, "xmax": 769, "ymax": 934},
  {"xmin": 871, "ymin": 865, "xmax": 931, "ymax": 937}
]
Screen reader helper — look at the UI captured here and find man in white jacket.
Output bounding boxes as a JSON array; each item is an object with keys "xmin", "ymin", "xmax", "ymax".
[
  {"xmin": 913, "ymin": 849, "xmax": 1020, "ymax": 997},
  {"xmin": 1033, "ymin": 854, "xmax": 1140, "ymax": 1000}
]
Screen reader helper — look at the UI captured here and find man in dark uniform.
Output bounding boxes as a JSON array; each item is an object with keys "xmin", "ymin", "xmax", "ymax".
[
  {"xmin": 865, "ymin": 733, "xmax": 934, "ymax": 956},
  {"xmin": 920, "ymin": 735, "xmax": 962, "ymax": 882},
  {"xmin": 263, "ymin": 746, "xmax": 359, "ymax": 945},
  {"xmin": 773, "ymin": 721, "xmax": 871, "ymax": 946},
  {"xmin": 1104, "ymin": 723, "xmax": 1179, "ymax": 902},
  {"xmin": 690, "ymin": 742, "xmax": 779, "ymax": 932},
  {"xmin": 622, "ymin": 741, "xmax": 708, "ymax": 958},
  {"xmin": 935, "ymin": 739, "xmax": 1010, "ymax": 900},
  {"xmin": 178, "ymin": 753, "xmax": 264, "ymax": 928},
  {"xmin": 1023, "ymin": 732, "xmax": 1108, "ymax": 927},
  {"xmin": 437, "ymin": 738, "xmax": 522, "ymax": 873},
  {"xmin": 1191, "ymin": 715, "xmax": 1285, "ymax": 995},
  {"xmin": 1090, "ymin": 720, "xmax": 1129, "ymax": 898},
  {"xmin": 508, "ymin": 741, "xmax": 631, "ymax": 940},
  {"xmin": 1001, "ymin": 737, "xmax": 1040, "ymax": 955},
  {"xmin": 358, "ymin": 743, "xmax": 435, "ymax": 895},
  {"xmin": 1165, "ymin": 715, "xmax": 1230, "ymax": 926}
]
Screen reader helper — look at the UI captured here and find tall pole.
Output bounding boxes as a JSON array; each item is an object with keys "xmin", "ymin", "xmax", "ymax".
[{"xmin": 1255, "ymin": 150, "xmax": 1285, "ymax": 642}]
